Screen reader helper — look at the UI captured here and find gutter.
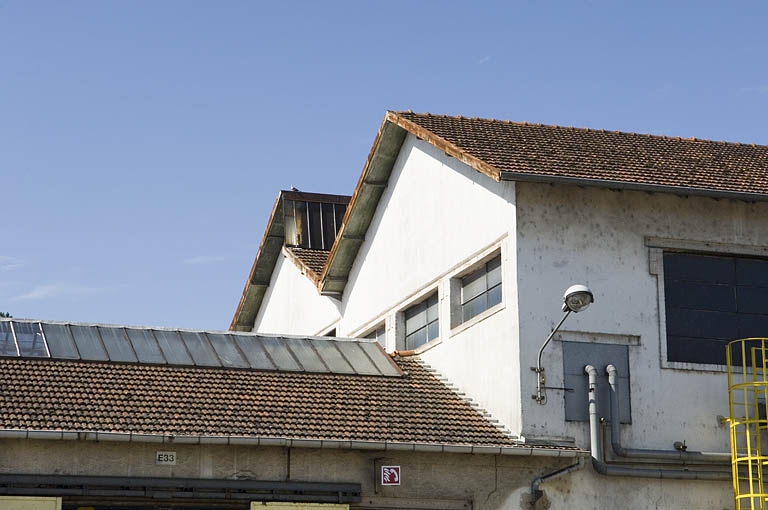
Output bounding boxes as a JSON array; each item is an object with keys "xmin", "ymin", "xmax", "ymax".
[
  {"xmin": 499, "ymin": 171, "xmax": 768, "ymax": 204},
  {"xmin": 0, "ymin": 430, "xmax": 585, "ymax": 458}
]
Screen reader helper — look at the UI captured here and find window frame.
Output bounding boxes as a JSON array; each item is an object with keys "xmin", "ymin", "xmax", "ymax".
[
  {"xmin": 364, "ymin": 324, "xmax": 386, "ymax": 349},
  {"xmin": 449, "ymin": 250, "xmax": 504, "ymax": 332},
  {"xmin": 458, "ymin": 254, "xmax": 502, "ymax": 324},
  {"xmin": 402, "ymin": 292, "xmax": 440, "ymax": 351}
]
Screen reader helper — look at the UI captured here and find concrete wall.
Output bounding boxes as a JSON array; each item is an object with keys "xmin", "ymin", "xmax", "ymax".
[
  {"xmin": 514, "ymin": 182, "xmax": 768, "ymax": 454},
  {"xmin": 337, "ymin": 135, "xmax": 522, "ymax": 433},
  {"xmin": 253, "ymin": 249, "xmax": 341, "ymax": 335},
  {"xmin": 0, "ymin": 440, "xmax": 732, "ymax": 510},
  {"xmin": 0, "ymin": 439, "xmax": 547, "ymax": 509}
]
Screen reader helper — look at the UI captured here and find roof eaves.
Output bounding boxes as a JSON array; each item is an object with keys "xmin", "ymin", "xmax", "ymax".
[
  {"xmin": 230, "ymin": 193, "xmax": 285, "ymax": 332},
  {"xmin": 318, "ymin": 111, "xmax": 508, "ymax": 297},
  {"xmin": 319, "ymin": 114, "xmax": 408, "ymax": 296},
  {"xmin": 0, "ymin": 429, "xmax": 586, "ymax": 457},
  {"xmin": 499, "ymin": 171, "xmax": 768, "ymax": 203}
]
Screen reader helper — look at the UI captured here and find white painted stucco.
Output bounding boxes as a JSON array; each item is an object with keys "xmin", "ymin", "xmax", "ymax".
[
  {"xmin": 514, "ymin": 182, "xmax": 768, "ymax": 455},
  {"xmin": 337, "ymin": 135, "xmax": 522, "ymax": 433},
  {"xmin": 253, "ymin": 249, "xmax": 341, "ymax": 335}
]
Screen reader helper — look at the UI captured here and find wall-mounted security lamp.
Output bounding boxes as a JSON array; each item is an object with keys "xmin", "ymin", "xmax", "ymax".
[{"xmin": 533, "ymin": 284, "xmax": 594, "ymax": 405}]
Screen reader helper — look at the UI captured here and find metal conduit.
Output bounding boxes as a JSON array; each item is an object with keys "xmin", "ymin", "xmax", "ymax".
[
  {"xmin": 605, "ymin": 364, "xmax": 730, "ymax": 465},
  {"xmin": 584, "ymin": 365, "xmax": 730, "ymax": 481}
]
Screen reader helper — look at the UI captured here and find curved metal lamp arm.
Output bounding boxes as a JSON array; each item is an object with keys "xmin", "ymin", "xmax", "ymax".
[{"xmin": 533, "ymin": 309, "xmax": 572, "ymax": 405}]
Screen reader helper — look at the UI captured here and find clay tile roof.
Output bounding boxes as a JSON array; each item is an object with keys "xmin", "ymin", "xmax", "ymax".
[
  {"xmin": 394, "ymin": 111, "xmax": 768, "ymax": 197},
  {"xmin": 0, "ymin": 356, "xmax": 533, "ymax": 448},
  {"xmin": 286, "ymin": 247, "xmax": 329, "ymax": 282}
]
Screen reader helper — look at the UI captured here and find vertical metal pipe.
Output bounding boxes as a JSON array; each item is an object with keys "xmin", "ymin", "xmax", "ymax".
[{"xmin": 584, "ymin": 364, "xmax": 602, "ymax": 463}]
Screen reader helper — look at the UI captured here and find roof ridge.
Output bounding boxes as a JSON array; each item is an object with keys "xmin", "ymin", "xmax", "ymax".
[{"xmin": 392, "ymin": 110, "xmax": 767, "ymax": 148}]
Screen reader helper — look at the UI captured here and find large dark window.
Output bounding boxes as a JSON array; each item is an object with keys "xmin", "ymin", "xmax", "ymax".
[{"xmin": 664, "ymin": 252, "xmax": 768, "ymax": 365}]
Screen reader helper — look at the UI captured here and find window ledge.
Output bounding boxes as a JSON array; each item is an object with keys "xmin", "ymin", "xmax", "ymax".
[
  {"xmin": 661, "ymin": 359, "xmax": 728, "ymax": 373},
  {"xmin": 450, "ymin": 302, "xmax": 505, "ymax": 337},
  {"xmin": 411, "ymin": 336, "xmax": 443, "ymax": 355}
]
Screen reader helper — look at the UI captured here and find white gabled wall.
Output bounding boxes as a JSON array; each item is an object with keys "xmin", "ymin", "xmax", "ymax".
[
  {"xmin": 253, "ymin": 250, "xmax": 341, "ymax": 335},
  {"xmin": 338, "ymin": 134, "xmax": 523, "ymax": 433}
]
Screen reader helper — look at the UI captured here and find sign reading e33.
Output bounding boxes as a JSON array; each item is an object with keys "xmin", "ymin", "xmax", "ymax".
[{"xmin": 155, "ymin": 451, "xmax": 177, "ymax": 465}]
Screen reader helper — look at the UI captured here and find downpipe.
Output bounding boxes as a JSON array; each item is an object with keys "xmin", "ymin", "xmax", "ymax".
[
  {"xmin": 529, "ymin": 458, "xmax": 584, "ymax": 505},
  {"xmin": 605, "ymin": 364, "xmax": 730, "ymax": 465},
  {"xmin": 584, "ymin": 365, "xmax": 730, "ymax": 480}
]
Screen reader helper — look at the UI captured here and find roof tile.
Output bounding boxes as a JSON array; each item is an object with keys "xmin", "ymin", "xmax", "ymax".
[
  {"xmin": 395, "ymin": 111, "xmax": 768, "ymax": 196},
  {"xmin": 0, "ymin": 356, "xmax": 526, "ymax": 448}
]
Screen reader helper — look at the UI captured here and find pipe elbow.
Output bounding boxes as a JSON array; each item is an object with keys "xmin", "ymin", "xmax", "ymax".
[
  {"xmin": 584, "ymin": 364, "xmax": 598, "ymax": 377},
  {"xmin": 605, "ymin": 364, "xmax": 617, "ymax": 379}
]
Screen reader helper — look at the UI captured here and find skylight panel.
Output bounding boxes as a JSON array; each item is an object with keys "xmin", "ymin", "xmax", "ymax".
[
  {"xmin": 125, "ymin": 328, "xmax": 166, "ymax": 364},
  {"xmin": 179, "ymin": 331, "xmax": 220, "ymax": 367},
  {"xmin": 334, "ymin": 341, "xmax": 379, "ymax": 375},
  {"xmin": 0, "ymin": 321, "xmax": 17, "ymax": 356},
  {"xmin": 207, "ymin": 333, "xmax": 249, "ymax": 368},
  {"xmin": 358, "ymin": 342, "xmax": 400, "ymax": 376},
  {"xmin": 98, "ymin": 327, "xmax": 137, "ymax": 362},
  {"xmin": 260, "ymin": 336, "xmax": 302, "ymax": 371},
  {"xmin": 312, "ymin": 340, "xmax": 355, "ymax": 374},
  {"xmin": 69, "ymin": 325, "xmax": 109, "ymax": 361},
  {"xmin": 153, "ymin": 330, "xmax": 194, "ymax": 365},
  {"xmin": 14, "ymin": 321, "xmax": 48, "ymax": 357},
  {"xmin": 282, "ymin": 337, "xmax": 327, "ymax": 373},
  {"xmin": 41, "ymin": 323, "xmax": 79, "ymax": 359},
  {"xmin": 233, "ymin": 335, "xmax": 276, "ymax": 370}
]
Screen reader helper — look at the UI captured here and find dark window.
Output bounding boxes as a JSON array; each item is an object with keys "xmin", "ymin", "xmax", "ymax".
[
  {"xmin": 664, "ymin": 252, "xmax": 768, "ymax": 365},
  {"xmin": 365, "ymin": 325, "xmax": 386, "ymax": 347},
  {"xmin": 461, "ymin": 255, "xmax": 502, "ymax": 323},
  {"xmin": 404, "ymin": 293, "xmax": 439, "ymax": 350}
]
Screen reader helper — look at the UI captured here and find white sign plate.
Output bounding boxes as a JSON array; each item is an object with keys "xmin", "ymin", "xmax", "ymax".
[{"xmin": 155, "ymin": 451, "xmax": 177, "ymax": 465}]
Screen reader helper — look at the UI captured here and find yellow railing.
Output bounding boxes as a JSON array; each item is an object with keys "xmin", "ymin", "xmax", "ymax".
[{"xmin": 728, "ymin": 338, "xmax": 768, "ymax": 509}]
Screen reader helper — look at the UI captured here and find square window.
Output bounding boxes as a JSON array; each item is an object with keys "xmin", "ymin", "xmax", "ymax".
[
  {"xmin": 404, "ymin": 293, "xmax": 439, "ymax": 350},
  {"xmin": 460, "ymin": 254, "xmax": 502, "ymax": 323},
  {"xmin": 663, "ymin": 251, "xmax": 768, "ymax": 365}
]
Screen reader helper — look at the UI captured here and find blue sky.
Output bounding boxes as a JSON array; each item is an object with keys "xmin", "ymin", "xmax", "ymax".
[{"xmin": 2, "ymin": 1, "xmax": 767, "ymax": 331}]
